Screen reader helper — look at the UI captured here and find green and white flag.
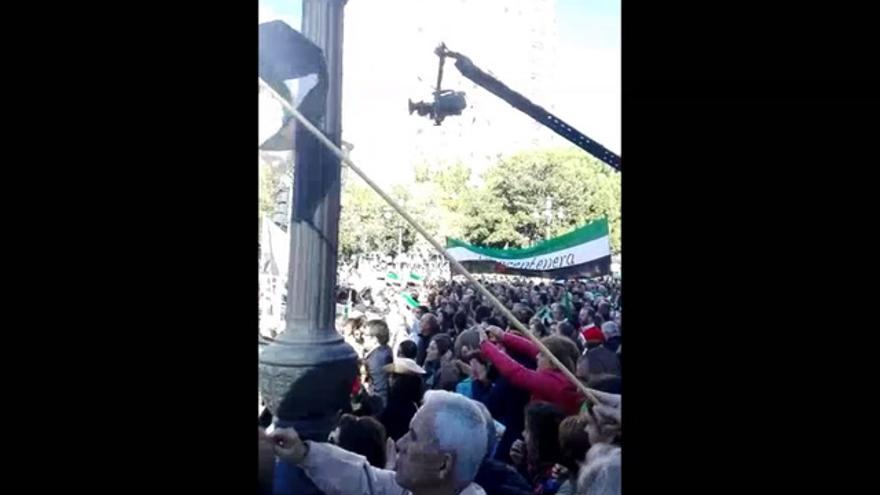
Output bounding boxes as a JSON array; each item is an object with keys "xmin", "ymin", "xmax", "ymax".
[
  {"xmin": 401, "ymin": 292, "xmax": 420, "ymax": 309},
  {"xmin": 446, "ymin": 219, "xmax": 612, "ymax": 278},
  {"xmin": 560, "ymin": 290, "xmax": 574, "ymax": 319}
]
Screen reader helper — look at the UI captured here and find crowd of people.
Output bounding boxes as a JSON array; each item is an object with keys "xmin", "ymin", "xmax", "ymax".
[
  {"xmin": 260, "ymin": 274, "xmax": 622, "ymax": 495},
  {"xmin": 338, "ymin": 249, "xmax": 451, "ymax": 295}
]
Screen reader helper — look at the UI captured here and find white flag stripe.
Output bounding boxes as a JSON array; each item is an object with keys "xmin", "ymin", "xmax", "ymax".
[{"xmin": 447, "ymin": 235, "xmax": 610, "ymax": 271}]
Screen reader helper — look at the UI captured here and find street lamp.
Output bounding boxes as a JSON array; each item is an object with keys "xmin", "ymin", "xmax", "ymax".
[{"xmin": 257, "ymin": 3, "xmax": 356, "ymax": 494}]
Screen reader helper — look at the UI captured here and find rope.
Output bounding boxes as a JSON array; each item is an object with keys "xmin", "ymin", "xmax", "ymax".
[{"xmin": 258, "ymin": 77, "xmax": 601, "ymax": 406}]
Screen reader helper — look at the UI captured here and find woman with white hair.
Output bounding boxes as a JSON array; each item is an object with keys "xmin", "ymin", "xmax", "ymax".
[
  {"xmin": 600, "ymin": 322, "xmax": 620, "ymax": 353},
  {"xmin": 575, "ymin": 444, "xmax": 620, "ymax": 495},
  {"xmin": 271, "ymin": 390, "xmax": 489, "ymax": 495}
]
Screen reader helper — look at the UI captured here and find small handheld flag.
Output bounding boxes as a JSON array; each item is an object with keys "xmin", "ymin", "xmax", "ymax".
[{"xmin": 401, "ymin": 293, "xmax": 419, "ymax": 309}]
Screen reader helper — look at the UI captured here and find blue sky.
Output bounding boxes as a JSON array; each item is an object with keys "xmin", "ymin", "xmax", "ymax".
[
  {"xmin": 556, "ymin": 0, "xmax": 620, "ymax": 50},
  {"xmin": 259, "ymin": 0, "xmax": 300, "ymax": 27}
]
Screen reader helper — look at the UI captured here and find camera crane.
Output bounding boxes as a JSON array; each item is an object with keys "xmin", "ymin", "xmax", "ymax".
[{"xmin": 409, "ymin": 43, "xmax": 621, "ymax": 172}]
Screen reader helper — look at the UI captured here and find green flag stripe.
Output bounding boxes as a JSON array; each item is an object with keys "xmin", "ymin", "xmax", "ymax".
[
  {"xmin": 445, "ymin": 218, "xmax": 609, "ymax": 260},
  {"xmin": 402, "ymin": 293, "xmax": 419, "ymax": 308}
]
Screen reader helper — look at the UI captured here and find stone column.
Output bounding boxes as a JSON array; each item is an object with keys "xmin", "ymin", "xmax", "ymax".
[{"xmin": 258, "ymin": 1, "xmax": 355, "ymax": 493}]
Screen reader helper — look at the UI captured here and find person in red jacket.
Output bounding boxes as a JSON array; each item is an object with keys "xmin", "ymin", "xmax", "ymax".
[{"xmin": 478, "ymin": 326, "xmax": 583, "ymax": 416}]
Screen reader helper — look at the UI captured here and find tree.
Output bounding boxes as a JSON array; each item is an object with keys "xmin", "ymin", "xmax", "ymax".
[
  {"xmin": 461, "ymin": 149, "xmax": 621, "ymax": 253},
  {"xmin": 337, "ymin": 148, "xmax": 622, "ymax": 259},
  {"xmin": 413, "ymin": 161, "xmax": 475, "ymax": 242},
  {"xmin": 338, "ymin": 179, "xmax": 424, "ymax": 261},
  {"xmin": 259, "ymin": 151, "xmax": 292, "ymax": 224}
]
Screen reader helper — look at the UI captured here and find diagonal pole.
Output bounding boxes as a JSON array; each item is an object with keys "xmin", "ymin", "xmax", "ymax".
[{"xmin": 259, "ymin": 77, "xmax": 601, "ymax": 406}]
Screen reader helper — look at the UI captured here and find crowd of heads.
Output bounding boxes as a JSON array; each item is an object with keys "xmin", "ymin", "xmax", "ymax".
[
  {"xmin": 263, "ymin": 271, "xmax": 622, "ymax": 495},
  {"xmin": 338, "ymin": 248, "xmax": 451, "ymax": 292}
]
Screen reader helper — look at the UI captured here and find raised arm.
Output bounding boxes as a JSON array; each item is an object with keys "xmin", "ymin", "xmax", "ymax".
[
  {"xmin": 271, "ymin": 428, "xmax": 406, "ymax": 495},
  {"xmin": 480, "ymin": 339, "xmax": 546, "ymax": 396},
  {"xmin": 500, "ymin": 331, "xmax": 540, "ymax": 358}
]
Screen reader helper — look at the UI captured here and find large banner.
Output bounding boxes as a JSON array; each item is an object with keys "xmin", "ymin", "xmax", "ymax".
[{"xmin": 446, "ymin": 219, "xmax": 612, "ymax": 278}]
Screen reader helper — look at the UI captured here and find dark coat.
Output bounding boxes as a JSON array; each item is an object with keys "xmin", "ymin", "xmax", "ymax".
[
  {"xmin": 475, "ymin": 458, "xmax": 533, "ymax": 495},
  {"xmin": 378, "ymin": 395, "xmax": 418, "ymax": 441},
  {"xmin": 378, "ymin": 374, "xmax": 423, "ymax": 441},
  {"xmin": 604, "ymin": 336, "xmax": 621, "ymax": 353},
  {"xmin": 364, "ymin": 345, "xmax": 393, "ymax": 403},
  {"xmin": 416, "ymin": 331, "xmax": 436, "ymax": 366},
  {"xmin": 486, "ymin": 354, "xmax": 533, "ymax": 465},
  {"xmin": 585, "ymin": 345, "xmax": 620, "ymax": 377}
]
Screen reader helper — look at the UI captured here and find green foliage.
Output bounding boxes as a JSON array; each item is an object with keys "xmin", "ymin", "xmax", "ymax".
[
  {"xmin": 258, "ymin": 151, "xmax": 293, "ymax": 223},
  {"xmin": 414, "ymin": 161, "xmax": 474, "ymax": 243},
  {"xmin": 259, "ymin": 159, "xmax": 281, "ymax": 221},
  {"xmin": 337, "ymin": 149, "xmax": 621, "ymax": 259},
  {"xmin": 462, "ymin": 149, "xmax": 620, "ymax": 252},
  {"xmin": 339, "ymin": 180, "xmax": 424, "ymax": 260}
]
